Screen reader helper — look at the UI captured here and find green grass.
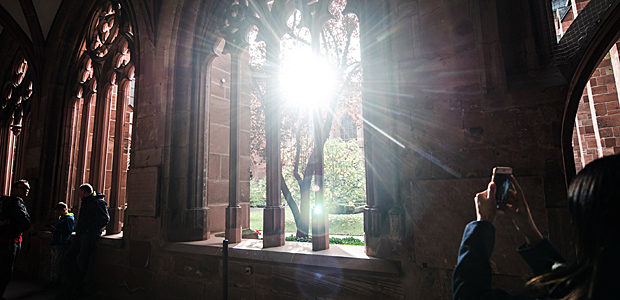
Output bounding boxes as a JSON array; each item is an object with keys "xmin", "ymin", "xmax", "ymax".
[
  {"xmin": 285, "ymin": 235, "xmax": 364, "ymax": 246},
  {"xmin": 250, "ymin": 209, "xmax": 364, "ymax": 236}
]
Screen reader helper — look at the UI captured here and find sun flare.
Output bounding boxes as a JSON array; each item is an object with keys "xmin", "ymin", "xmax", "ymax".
[{"xmin": 280, "ymin": 49, "xmax": 336, "ymax": 110}]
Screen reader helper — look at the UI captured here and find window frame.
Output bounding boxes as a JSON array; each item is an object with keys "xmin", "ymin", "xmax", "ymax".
[{"xmin": 59, "ymin": 0, "xmax": 137, "ymax": 234}]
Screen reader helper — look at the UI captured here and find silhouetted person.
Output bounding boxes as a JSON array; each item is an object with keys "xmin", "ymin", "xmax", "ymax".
[
  {"xmin": 44, "ymin": 202, "xmax": 74, "ymax": 289},
  {"xmin": 453, "ymin": 154, "xmax": 620, "ymax": 299},
  {"xmin": 0, "ymin": 180, "xmax": 31, "ymax": 300},
  {"xmin": 63, "ymin": 184, "xmax": 108, "ymax": 297}
]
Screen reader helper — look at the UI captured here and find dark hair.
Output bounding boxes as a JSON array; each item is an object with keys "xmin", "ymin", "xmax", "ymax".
[
  {"xmin": 12, "ymin": 179, "xmax": 29, "ymax": 189},
  {"xmin": 528, "ymin": 154, "xmax": 620, "ymax": 299},
  {"xmin": 54, "ymin": 202, "xmax": 68, "ymax": 210},
  {"xmin": 79, "ymin": 183, "xmax": 93, "ymax": 194}
]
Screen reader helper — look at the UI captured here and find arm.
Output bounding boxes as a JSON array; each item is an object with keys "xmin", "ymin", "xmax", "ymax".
[
  {"xmin": 453, "ymin": 181, "xmax": 537, "ymax": 300},
  {"xmin": 92, "ymin": 198, "xmax": 110, "ymax": 230},
  {"xmin": 54, "ymin": 216, "xmax": 74, "ymax": 235},
  {"xmin": 7, "ymin": 199, "xmax": 30, "ymax": 236},
  {"xmin": 453, "ymin": 221, "xmax": 512, "ymax": 300},
  {"xmin": 517, "ymin": 237, "xmax": 566, "ymax": 276},
  {"xmin": 498, "ymin": 176, "xmax": 567, "ymax": 273},
  {"xmin": 500, "ymin": 176, "xmax": 543, "ymax": 246}
]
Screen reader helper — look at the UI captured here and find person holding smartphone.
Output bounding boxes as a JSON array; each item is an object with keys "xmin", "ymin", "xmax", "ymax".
[{"xmin": 453, "ymin": 156, "xmax": 620, "ymax": 300}]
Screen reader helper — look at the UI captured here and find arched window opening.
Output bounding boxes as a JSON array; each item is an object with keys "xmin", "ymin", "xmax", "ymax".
[
  {"xmin": 554, "ymin": 1, "xmax": 620, "ymax": 172},
  {"xmin": 1, "ymin": 55, "xmax": 33, "ymax": 195},
  {"xmin": 222, "ymin": 0, "xmax": 365, "ymax": 250},
  {"xmin": 63, "ymin": 0, "xmax": 136, "ymax": 234}
]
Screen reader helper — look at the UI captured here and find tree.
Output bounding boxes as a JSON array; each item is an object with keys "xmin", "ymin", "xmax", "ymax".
[
  {"xmin": 249, "ymin": 0, "xmax": 363, "ymax": 237},
  {"xmin": 323, "ymin": 138, "xmax": 366, "ymax": 212}
]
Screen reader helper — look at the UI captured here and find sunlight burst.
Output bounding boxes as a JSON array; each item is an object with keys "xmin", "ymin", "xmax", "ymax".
[{"xmin": 280, "ymin": 49, "xmax": 336, "ymax": 110}]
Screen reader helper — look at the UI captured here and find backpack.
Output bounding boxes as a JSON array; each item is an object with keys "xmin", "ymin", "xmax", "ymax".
[{"xmin": 0, "ymin": 196, "xmax": 31, "ymax": 238}]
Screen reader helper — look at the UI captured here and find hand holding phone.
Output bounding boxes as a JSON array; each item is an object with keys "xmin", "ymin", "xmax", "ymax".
[
  {"xmin": 492, "ymin": 167, "xmax": 512, "ymax": 206},
  {"xmin": 493, "ymin": 173, "xmax": 544, "ymax": 245}
]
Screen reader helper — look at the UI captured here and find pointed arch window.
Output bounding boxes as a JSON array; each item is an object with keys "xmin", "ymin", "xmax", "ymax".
[
  {"xmin": 217, "ymin": 0, "xmax": 366, "ymax": 251},
  {"xmin": 62, "ymin": 0, "xmax": 136, "ymax": 234},
  {"xmin": 1, "ymin": 55, "xmax": 33, "ymax": 195}
]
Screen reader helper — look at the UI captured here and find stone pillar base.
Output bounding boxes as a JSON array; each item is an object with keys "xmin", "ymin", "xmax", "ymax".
[
  {"xmin": 312, "ymin": 207, "xmax": 329, "ymax": 251},
  {"xmin": 106, "ymin": 206, "xmax": 123, "ymax": 234},
  {"xmin": 364, "ymin": 206, "xmax": 392, "ymax": 258},
  {"xmin": 165, "ymin": 208, "xmax": 210, "ymax": 242},
  {"xmin": 225, "ymin": 206, "xmax": 242, "ymax": 243},
  {"xmin": 364, "ymin": 206, "xmax": 386, "ymax": 237},
  {"xmin": 263, "ymin": 206, "xmax": 285, "ymax": 247}
]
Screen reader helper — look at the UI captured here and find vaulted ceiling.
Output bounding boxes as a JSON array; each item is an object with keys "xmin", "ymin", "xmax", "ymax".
[{"xmin": 0, "ymin": 0, "xmax": 63, "ymax": 42}]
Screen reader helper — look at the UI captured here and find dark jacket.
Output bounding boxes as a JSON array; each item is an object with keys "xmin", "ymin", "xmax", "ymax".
[
  {"xmin": 0, "ymin": 196, "xmax": 31, "ymax": 243},
  {"xmin": 75, "ymin": 193, "xmax": 109, "ymax": 235},
  {"xmin": 50, "ymin": 213, "xmax": 74, "ymax": 245},
  {"xmin": 453, "ymin": 221, "xmax": 566, "ymax": 300}
]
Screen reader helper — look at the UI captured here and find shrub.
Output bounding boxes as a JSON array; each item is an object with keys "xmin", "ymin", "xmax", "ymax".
[
  {"xmin": 252, "ymin": 138, "xmax": 367, "ymax": 213},
  {"xmin": 323, "ymin": 138, "xmax": 366, "ymax": 213},
  {"xmin": 285, "ymin": 234, "xmax": 364, "ymax": 246},
  {"xmin": 250, "ymin": 178, "xmax": 266, "ymax": 207}
]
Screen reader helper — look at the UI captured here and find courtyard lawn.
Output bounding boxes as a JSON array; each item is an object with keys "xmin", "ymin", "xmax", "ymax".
[{"xmin": 250, "ymin": 209, "xmax": 364, "ymax": 236}]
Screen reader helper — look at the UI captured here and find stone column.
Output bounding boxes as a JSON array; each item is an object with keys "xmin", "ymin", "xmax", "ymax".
[
  {"xmin": 310, "ymin": 22, "xmax": 328, "ymax": 251},
  {"xmin": 75, "ymin": 93, "xmax": 94, "ymax": 188},
  {"xmin": 263, "ymin": 34, "xmax": 285, "ymax": 248},
  {"xmin": 165, "ymin": 40, "xmax": 211, "ymax": 242},
  {"xmin": 225, "ymin": 48, "xmax": 244, "ymax": 243},
  {"xmin": 90, "ymin": 79, "xmax": 114, "ymax": 192},
  {"xmin": 73, "ymin": 92, "xmax": 95, "ymax": 216},
  {"xmin": 107, "ymin": 78, "xmax": 130, "ymax": 234},
  {"xmin": 311, "ymin": 111, "xmax": 329, "ymax": 251},
  {"xmin": 0, "ymin": 125, "xmax": 12, "ymax": 195},
  {"xmin": 355, "ymin": 0, "xmax": 400, "ymax": 257}
]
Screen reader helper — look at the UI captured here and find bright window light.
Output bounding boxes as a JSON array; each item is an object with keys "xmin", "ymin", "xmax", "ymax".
[{"xmin": 280, "ymin": 49, "xmax": 336, "ymax": 110}]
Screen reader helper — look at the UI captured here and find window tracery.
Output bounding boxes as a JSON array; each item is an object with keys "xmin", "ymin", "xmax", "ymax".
[
  {"xmin": 1, "ymin": 54, "xmax": 33, "ymax": 195},
  {"xmin": 63, "ymin": 0, "xmax": 135, "ymax": 234}
]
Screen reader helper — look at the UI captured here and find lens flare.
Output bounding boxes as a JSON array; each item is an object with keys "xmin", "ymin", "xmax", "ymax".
[
  {"xmin": 280, "ymin": 50, "xmax": 336, "ymax": 110},
  {"xmin": 295, "ymin": 256, "xmax": 342, "ymax": 298}
]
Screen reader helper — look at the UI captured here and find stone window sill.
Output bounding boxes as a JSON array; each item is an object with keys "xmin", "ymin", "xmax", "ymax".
[
  {"xmin": 162, "ymin": 237, "xmax": 400, "ymax": 275},
  {"xmin": 33, "ymin": 230, "xmax": 125, "ymax": 248},
  {"xmin": 99, "ymin": 232, "xmax": 124, "ymax": 247}
]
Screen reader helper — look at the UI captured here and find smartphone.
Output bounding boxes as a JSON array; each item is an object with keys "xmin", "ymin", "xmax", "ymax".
[{"xmin": 492, "ymin": 167, "xmax": 512, "ymax": 205}]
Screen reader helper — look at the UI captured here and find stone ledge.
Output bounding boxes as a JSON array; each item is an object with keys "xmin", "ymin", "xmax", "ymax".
[
  {"xmin": 161, "ymin": 237, "xmax": 400, "ymax": 276},
  {"xmin": 99, "ymin": 232, "xmax": 124, "ymax": 248},
  {"xmin": 32, "ymin": 230, "xmax": 125, "ymax": 248}
]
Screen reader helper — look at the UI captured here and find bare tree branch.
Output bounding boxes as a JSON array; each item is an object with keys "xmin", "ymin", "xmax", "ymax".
[{"xmin": 292, "ymin": 121, "xmax": 302, "ymax": 182}]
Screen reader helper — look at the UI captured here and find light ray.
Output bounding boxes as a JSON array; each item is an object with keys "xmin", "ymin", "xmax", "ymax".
[{"xmin": 400, "ymin": 138, "xmax": 462, "ymax": 178}]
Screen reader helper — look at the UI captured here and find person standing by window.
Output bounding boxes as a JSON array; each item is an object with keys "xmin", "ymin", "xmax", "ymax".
[
  {"xmin": 44, "ymin": 202, "xmax": 74, "ymax": 289},
  {"xmin": 0, "ymin": 180, "xmax": 31, "ymax": 300},
  {"xmin": 63, "ymin": 183, "xmax": 108, "ymax": 297}
]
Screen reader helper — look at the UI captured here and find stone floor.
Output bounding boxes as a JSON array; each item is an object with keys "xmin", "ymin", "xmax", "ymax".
[{"xmin": 3, "ymin": 273, "xmax": 101, "ymax": 300}]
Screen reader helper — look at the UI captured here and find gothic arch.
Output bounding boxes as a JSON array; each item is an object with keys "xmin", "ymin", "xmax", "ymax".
[
  {"xmin": 0, "ymin": 52, "xmax": 34, "ymax": 195},
  {"xmin": 0, "ymin": 5, "xmax": 36, "ymax": 76},
  {"xmin": 558, "ymin": 0, "xmax": 620, "ymax": 183},
  {"xmin": 57, "ymin": 0, "xmax": 138, "ymax": 234}
]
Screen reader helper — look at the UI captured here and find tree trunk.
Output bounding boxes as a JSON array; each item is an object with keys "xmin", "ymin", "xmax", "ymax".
[
  {"xmin": 280, "ymin": 176, "xmax": 300, "ymax": 230},
  {"xmin": 297, "ymin": 176, "xmax": 312, "ymax": 237}
]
